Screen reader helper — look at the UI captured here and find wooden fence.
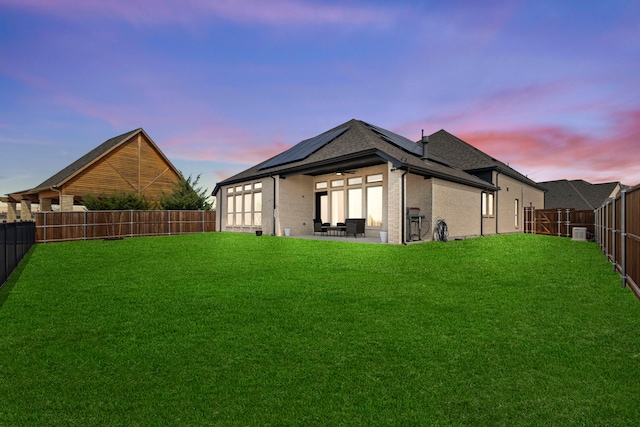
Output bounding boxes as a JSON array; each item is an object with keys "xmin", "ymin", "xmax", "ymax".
[
  {"xmin": 524, "ymin": 208, "xmax": 595, "ymax": 238},
  {"xmin": 35, "ymin": 210, "xmax": 216, "ymax": 243},
  {"xmin": 595, "ymin": 186, "xmax": 640, "ymax": 301}
]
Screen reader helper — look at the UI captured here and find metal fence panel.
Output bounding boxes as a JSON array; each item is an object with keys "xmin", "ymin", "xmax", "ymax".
[{"xmin": 1, "ymin": 221, "xmax": 36, "ymax": 289}]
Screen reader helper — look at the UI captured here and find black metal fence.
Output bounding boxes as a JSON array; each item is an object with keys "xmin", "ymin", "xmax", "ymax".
[{"xmin": 1, "ymin": 221, "xmax": 36, "ymax": 289}]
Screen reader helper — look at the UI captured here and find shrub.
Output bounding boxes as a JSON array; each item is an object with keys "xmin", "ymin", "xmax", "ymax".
[
  {"xmin": 82, "ymin": 191, "xmax": 154, "ymax": 210},
  {"xmin": 160, "ymin": 173, "xmax": 212, "ymax": 210}
]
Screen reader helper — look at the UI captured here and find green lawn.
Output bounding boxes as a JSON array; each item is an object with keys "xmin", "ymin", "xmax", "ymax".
[{"xmin": 1, "ymin": 233, "xmax": 639, "ymax": 426}]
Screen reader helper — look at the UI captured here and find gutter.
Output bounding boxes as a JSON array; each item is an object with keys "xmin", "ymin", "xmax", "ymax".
[
  {"xmin": 401, "ymin": 169, "xmax": 408, "ymax": 245},
  {"xmin": 271, "ymin": 175, "xmax": 277, "ymax": 236}
]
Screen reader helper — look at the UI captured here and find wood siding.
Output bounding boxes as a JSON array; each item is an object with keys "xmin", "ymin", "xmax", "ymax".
[{"xmin": 64, "ymin": 134, "xmax": 180, "ymax": 202}]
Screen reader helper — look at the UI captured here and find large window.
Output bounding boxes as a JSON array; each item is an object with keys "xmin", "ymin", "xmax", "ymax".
[
  {"xmin": 348, "ymin": 188, "xmax": 362, "ymax": 218},
  {"xmin": 226, "ymin": 182, "xmax": 262, "ymax": 227},
  {"xmin": 317, "ymin": 173, "xmax": 383, "ymax": 227},
  {"xmin": 366, "ymin": 186, "xmax": 383, "ymax": 226},
  {"xmin": 331, "ymin": 190, "xmax": 345, "ymax": 224}
]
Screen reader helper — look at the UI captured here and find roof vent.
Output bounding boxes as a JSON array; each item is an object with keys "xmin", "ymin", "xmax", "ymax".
[{"xmin": 421, "ymin": 130, "xmax": 429, "ymax": 161}]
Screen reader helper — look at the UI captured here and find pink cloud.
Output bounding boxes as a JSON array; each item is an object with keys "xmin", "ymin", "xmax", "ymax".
[
  {"xmin": 1, "ymin": 0, "xmax": 396, "ymax": 27},
  {"xmin": 160, "ymin": 126, "xmax": 290, "ymax": 166},
  {"xmin": 455, "ymin": 109, "xmax": 640, "ymax": 186}
]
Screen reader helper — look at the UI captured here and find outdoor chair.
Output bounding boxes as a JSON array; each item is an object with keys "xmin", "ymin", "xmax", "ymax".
[
  {"xmin": 313, "ymin": 219, "xmax": 328, "ymax": 236},
  {"xmin": 345, "ymin": 218, "xmax": 366, "ymax": 237}
]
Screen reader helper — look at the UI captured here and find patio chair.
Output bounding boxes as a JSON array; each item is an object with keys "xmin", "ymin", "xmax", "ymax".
[
  {"xmin": 345, "ymin": 218, "xmax": 366, "ymax": 237},
  {"xmin": 313, "ymin": 219, "xmax": 328, "ymax": 236}
]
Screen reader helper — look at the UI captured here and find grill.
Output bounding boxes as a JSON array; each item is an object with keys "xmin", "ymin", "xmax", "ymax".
[{"xmin": 406, "ymin": 207, "xmax": 424, "ymax": 241}]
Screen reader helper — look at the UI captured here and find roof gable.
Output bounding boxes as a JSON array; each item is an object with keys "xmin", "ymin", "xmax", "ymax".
[
  {"xmin": 541, "ymin": 179, "xmax": 621, "ymax": 210},
  {"xmin": 426, "ymin": 129, "xmax": 542, "ymax": 189},
  {"xmin": 34, "ymin": 128, "xmax": 143, "ymax": 190}
]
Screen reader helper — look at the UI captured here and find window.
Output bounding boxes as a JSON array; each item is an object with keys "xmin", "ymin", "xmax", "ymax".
[
  {"xmin": 331, "ymin": 190, "xmax": 344, "ymax": 224},
  {"xmin": 234, "ymin": 194, "xmax": 242, "ymax": 225},
  {"xmin": 227, "ymin": 195, "xmax": 234, "ymax": 224},
  {"xmin": 515, "ymin": 199, "xmax": 519, "ymax": 228},
  {"xmin": 348, "ymin": 188, "xmax": 362, "ymax": 218},
  {"xmin": 367, "ymin": 186, "xmax": 382, "ymax": 226},
  {"xmin": 367, "ymin": 174, "xmax": 383, "ymax": 183},
  {"xmin": 225, "ymin": 183, "xmax": 262, "ymax": 227},
  {"xmin": 316, "ymin": 173, "xmax": 384, "ymax": 227},
  {"xmin": 244, "ymin": 193, "xmax": 252, "ymax": 225},
  {"xmin": 482, "ymin": 193, "xmax": 494, "ymax": 217},
  {"xmin": 254, "ymin": 192, "xmax": 262, "ymax": 226}
]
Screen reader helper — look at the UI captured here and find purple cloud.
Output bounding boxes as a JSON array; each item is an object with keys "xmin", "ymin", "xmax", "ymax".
[{"xmin": 1, "ymin": 0, "xmax": 397, "ymax": 27}]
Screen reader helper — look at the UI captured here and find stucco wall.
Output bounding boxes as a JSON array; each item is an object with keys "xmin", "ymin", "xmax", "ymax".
[{"xmin": 431, "ymin": 178, "xmax": 482, "ymax": 239}]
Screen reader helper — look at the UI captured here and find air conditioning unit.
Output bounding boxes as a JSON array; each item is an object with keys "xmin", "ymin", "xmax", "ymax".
[{"xmin": 572, "ymin": 227, "xmax": 587, "ymax": 241}]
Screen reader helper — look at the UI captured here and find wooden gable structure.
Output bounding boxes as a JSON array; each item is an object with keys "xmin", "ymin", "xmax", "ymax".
[{"xmin": 5, "ymin": 128, "xmax": 181, "ymax": 217}]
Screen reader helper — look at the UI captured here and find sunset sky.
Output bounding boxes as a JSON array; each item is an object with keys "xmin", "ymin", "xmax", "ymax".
[{"xmin": 1, "ymin": 0, "xmax": 639, "ymax": 203}]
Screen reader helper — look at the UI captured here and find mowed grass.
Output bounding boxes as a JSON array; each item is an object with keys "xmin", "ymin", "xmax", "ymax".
[{"xmin": 1, "ymin": 233, "xmax": 639, "ymax": 426}]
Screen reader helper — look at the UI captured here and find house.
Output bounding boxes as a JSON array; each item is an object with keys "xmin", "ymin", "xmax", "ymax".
[
  {"xmin": 540, "ymin": 179, "xmax": 623, "ymax": 210},
  {"xmin": 426, "ymin": 130, "xmax": 547, "ymax": 234},
  {"xmin": 212, "ymin": 119, "xmax": 545, "ymax": 244},
  {"xmin": 3, "ymin": 128, "xmax": 181, "ymax": 221}
]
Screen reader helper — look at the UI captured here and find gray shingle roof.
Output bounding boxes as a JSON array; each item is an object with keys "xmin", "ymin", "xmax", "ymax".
[
  {"xmin": 540, "ymin": 179, "xmax": 620, "ymax": 210},
  {"xmin": 213, "ymin": 119, "xmax": 498, "ymax": 195},
  {"xmin": 426, "ymin": 129, "xmax": 544, "ymax": 189},
  {"xmin": 32, "ymin": 128, "xmax": 143, "ymax": 191}
]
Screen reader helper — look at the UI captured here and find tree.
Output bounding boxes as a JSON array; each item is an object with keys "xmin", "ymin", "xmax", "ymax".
[
  {"xmin": 160, "ymin": 173, "xmax": 212, "ymax": 210},
  {"xmin": 83, "ymin": 191, "xmax": 154, "ymax": 210}
]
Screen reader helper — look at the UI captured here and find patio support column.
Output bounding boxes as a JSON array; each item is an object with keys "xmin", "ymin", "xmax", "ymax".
[
  {"xmin": 387, "ymin": 164, "xmax": 403, "ymax": 244},
  {"xmin": 20, "ymin": 199, "xmax": 33, "ymax": 221},
  {"xmin": 7, "ymin": 202, "xmax": 17, "ymax": 222},
  {"xmin": 39, "ymin": 197, "xmax": 53, "ymax": 212},
  {"xmin": 60, "ymin": 195, "xmax": 74, "ymax": 212}
]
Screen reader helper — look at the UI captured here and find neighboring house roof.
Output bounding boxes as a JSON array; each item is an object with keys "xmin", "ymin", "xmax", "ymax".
[
  {"xmin": 32, "ymin": 128, "xmax": 143, "ymax": 192},
  {"xmin": 213, "ymin": 119, "xmax": 498, "ymax": 195},
  {"xmin": 6, "ymin": 128, "xmax": 181, "ymax": 202},
  {"xmin": 426, "ymin": 129, "xmax": 546, "ymax": 190},
  {"xmin": 540, "ymin": 179, "xmax": 622, "ymax": 210}
]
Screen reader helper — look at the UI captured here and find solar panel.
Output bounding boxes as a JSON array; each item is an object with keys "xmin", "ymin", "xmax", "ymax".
[
  {"xmin": 363, "ymin": 122, "xmax": 422, "ymax": 156},
  {"xmin": 363, "ymin": 121, "xmax": 452, "ymax": 166},
  {"xmin": 259, "ymin": 126, "xmax": 350, "ymax": 170}
]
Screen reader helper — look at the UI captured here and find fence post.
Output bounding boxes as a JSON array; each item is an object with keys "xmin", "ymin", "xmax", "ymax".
[
  {"xmin": 605, "ymin": 201, "xmax": 609, "ymax": 259},
  {"xmin": 168, "ymin": 210, "xmax": 171, "ymax": 236},
  {"xmin": 43, "ymin": 212, "xmax": 47, "ymax": 244},
  {"xmin": 612, "ymin": 199, "xmax": 616, "ymax": 272},
  {"xmin": 621, "ymin": 189, "xmax": 627, "ymax": 289}
]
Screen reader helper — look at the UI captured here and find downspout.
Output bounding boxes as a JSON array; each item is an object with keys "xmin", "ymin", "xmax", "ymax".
[
  {"xmin": 216, "ymin": 186, "xmax": 222, "ymax": 232},
  {"xmin": 495, "ymin": 172, "xmax": 501, "ymax": 234},
  {"xmin": 480, "ymin": 191, "xmax": 484, "ymax": 236},
  {"xmin": 50, "ymin": 186, "xmax": 63, "ymax": 208},
  {"xmin": 271, "ymin": 175, "xmax": 277, "ymax": 236},
  {"xmin": 401, "ymin": 168, "xmax": 408, "ymax": 245}
]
